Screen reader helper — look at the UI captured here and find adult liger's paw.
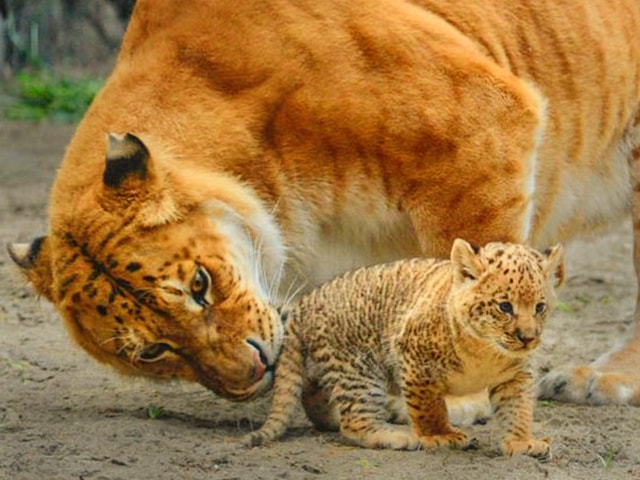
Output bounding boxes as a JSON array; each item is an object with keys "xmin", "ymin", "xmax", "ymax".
[
  {"xmin": 537, "ymin": 366, "xmax": 640, "ymax": 405},
  {"xmin": 502, "ymin": 437, "xmax": 551, "ymax": 461},
  {"xmin": 445, "ymin": 391, "xmax": 493, "ymax": 426}
]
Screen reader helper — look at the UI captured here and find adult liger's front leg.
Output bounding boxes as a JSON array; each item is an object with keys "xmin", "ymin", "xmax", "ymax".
[
  {"xmin": 538, "ymin": 124, "xmax": 640, "ymax": 406},
  {"xmin": 403, "ymin": 69, "xmax": 546, "ymax": 258},
  {"xmin": 538, "ymin": 296, "xmax": 640, "ymax": 404},
  {"xmin": 405, "ymin": 70, "xmax": 546, "ymax": 425}
]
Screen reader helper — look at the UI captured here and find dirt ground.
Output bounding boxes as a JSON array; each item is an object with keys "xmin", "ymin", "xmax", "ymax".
[{"xmin": 1, "ymin": 120, "xmax": 640, "ymax": 480}]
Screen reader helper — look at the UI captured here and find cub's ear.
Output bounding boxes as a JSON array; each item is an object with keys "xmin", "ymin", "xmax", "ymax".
[
  {"xmin": 7, "ymin": 236, "xmax": 54, "ymax": 301},
  {"xmin": 450, "ymin": 238, "xmax": 484, "ymax": 284},
  {"xmin": 101, "ymin": 132, "xmax": 181, "ymax": 226},
  {"xmin": 542, "ymin": 243, "xmax": 565, "ymax": 289}
]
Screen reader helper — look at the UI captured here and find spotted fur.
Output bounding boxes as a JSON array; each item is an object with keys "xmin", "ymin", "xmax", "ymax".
[{"xmin": 246, "ymin": 240, "xmax": 564, "ymax": 458}]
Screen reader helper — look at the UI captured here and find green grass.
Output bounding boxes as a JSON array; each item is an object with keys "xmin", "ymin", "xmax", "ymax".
[
  {"xmin": 555, "ymin": 301, "xmax": 574, "ymax": 313},
  {"xmin": 3, "ymin": 70, "xmax": 102, "ymax": 122},
  {"xmin": 146, "ymin": 404, "xmax": 166, "ymax": 420},
  {"xmin": 598, "ymin": 445, "xmax": 617, "ymax": 469}
]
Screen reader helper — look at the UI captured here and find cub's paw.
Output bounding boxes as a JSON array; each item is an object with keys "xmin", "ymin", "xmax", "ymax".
[
  {"xmin": 537, "ymin": 366, "xmax": 640, "ymax": 405},
  {"xmin": 347, "ymin": 426, "xmax": 422, "ymax": 450},
  {"xmin": 385, "ymin": 395, "xmax": 409, "ymax": 425},
  {"xmin": 502, "ymin": 437, "xmax": 551, "ymax": 461},
  {"xmin": 376, "ymin": 430, "xmax": 422, "ymax": 450},
  {"xmin": 240, "ymin": 431, "xmax": 270, "ymax": 448},
  {"xmin": 418, "ymin": 428, "xmax": 471, "ymax": 450}
]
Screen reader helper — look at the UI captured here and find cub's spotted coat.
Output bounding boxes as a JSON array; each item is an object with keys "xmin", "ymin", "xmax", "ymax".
[{"xmin": 246, "ymin": 240, "xmax": 564, "ymax": 457}]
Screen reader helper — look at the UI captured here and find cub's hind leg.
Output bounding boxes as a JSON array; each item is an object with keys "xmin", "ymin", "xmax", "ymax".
[
  {"xmin": 538, "ymin": 119, "xmax": 640, "ymax": 406},
  {"xmin": 329, "ymin": 373, "xmax": 421, "ymax": 450},
  {"xmin": 302, "ymin": 363, "xmax": 414, "ymax": 433},
  {"xmin": 301, "ymin": 362, "xmax": 340, "ymax": 432}
]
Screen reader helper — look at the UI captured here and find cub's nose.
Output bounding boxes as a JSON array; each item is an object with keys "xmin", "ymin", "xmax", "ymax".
[{"xmin": 515, "ymin": 328, "xmax": 538, "ymax": 348}]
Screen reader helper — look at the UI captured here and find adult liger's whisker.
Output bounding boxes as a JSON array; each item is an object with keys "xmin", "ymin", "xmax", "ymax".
[{"xmin": 279, "ymin": 278, "xmax": 307, "ymax": 313}]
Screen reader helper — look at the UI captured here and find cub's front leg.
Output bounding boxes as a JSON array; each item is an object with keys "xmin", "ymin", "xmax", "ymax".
[
  {"xmin": 490, "ymin": 371, "xmax": 551, "ymax": 460},
  {"xmin": 400, "ymin": 370, "xmax": 471, "ymax": 450}
]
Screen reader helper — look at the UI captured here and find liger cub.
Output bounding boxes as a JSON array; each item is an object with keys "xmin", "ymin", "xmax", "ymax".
[{"xmin": 245, "ymin": 240, "xmax": 564, "ymax": 458}]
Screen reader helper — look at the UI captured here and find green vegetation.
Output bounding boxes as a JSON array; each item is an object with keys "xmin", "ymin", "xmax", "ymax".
[
  {"xmin": 598, "ymin": 445, "xmax": 617, "ymax": 469},
  {"xmin": 3, "ymin": 70, "xmax": 102, "ymax": 122},
  {"xmin": 146, "ymin": 405, "xmax": 166, "ymax": 420},
  {"xmin": 555, "ymin": 301, "xmax": 574, "ymax": 313}
]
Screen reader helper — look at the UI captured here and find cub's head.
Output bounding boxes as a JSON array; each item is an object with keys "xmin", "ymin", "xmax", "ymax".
[
  {"xmin": 7, "ymin": 133, "xmax": 285, "ymax": 401},
  {"xmin": 448, "ymin": 239, "xmax": 565, "ymax": 355}
]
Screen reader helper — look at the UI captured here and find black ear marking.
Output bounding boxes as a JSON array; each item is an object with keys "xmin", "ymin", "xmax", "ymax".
[
  {"xmin": 103, "ymin": 133, "xmax": 150, "ymax": 188},
  {"xmin": 7, "ymin": 236, "xmax": 47, "ymax": 269}
]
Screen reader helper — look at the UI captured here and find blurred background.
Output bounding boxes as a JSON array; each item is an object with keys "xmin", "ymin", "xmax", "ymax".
[{"xmin": 0, "ymin": 0, "xmax": 135, "ymax": 121}]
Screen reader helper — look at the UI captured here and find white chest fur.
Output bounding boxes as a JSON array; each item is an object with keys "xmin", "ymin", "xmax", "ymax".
[{"xmin": 280, "ymin": 187, "xmax": 422, "ymax": 299}]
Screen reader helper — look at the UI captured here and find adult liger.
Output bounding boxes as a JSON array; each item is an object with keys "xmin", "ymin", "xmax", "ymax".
[{"xmin": 8, "ymin": 0, "xmax": 640, "ymax": 406}]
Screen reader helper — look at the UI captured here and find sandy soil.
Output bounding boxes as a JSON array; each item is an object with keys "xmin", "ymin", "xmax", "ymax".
[{"xmin": 1, "ymin": 121, "xmax": 640, "ymax": 480}]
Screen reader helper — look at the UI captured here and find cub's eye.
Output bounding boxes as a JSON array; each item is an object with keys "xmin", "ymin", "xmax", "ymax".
[
  {"xmin": 139, "ymin": 342, "xmax": 172, "ymax": 362},
  {"xmin": 535, "ymin": 302, "xmax": 547, "ymax": 315},
  {"xmin": 190, "ymin": 266, "xmax": 211, "ymax": 307},
  {"xmin": 498, "ymin": 301, "xmax": 514, "ymax": 315}
]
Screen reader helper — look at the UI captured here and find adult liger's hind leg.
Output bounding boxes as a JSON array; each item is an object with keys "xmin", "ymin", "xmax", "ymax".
[{"xmin": 538, "ymin": 125, "xmax": 640, "ymax": 406}]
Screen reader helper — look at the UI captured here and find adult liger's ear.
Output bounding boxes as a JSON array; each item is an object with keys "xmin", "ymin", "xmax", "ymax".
[
  {"xmin": 450, "ymin": 238, "xmax": 484, "ymax": 285},
  {"xmin": 101, "ymin": 132, "xmax": 181, "ymax": 226},
  {"xmin": 7, "ymin": 236, "xmax": 55, "ymax": 301},
  {"xmin": 543, "ymin": 244, "xmax": 565, "ymax": 289}
]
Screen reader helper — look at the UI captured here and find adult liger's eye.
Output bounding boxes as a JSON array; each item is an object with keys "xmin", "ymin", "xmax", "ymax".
[
  {"xmin": 138, "ymin": 342, "xmax": 173, "ymax": 362},
  {"xmin": 190, "ymin": 266, "xmax": 211, "ymax": 307}
]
